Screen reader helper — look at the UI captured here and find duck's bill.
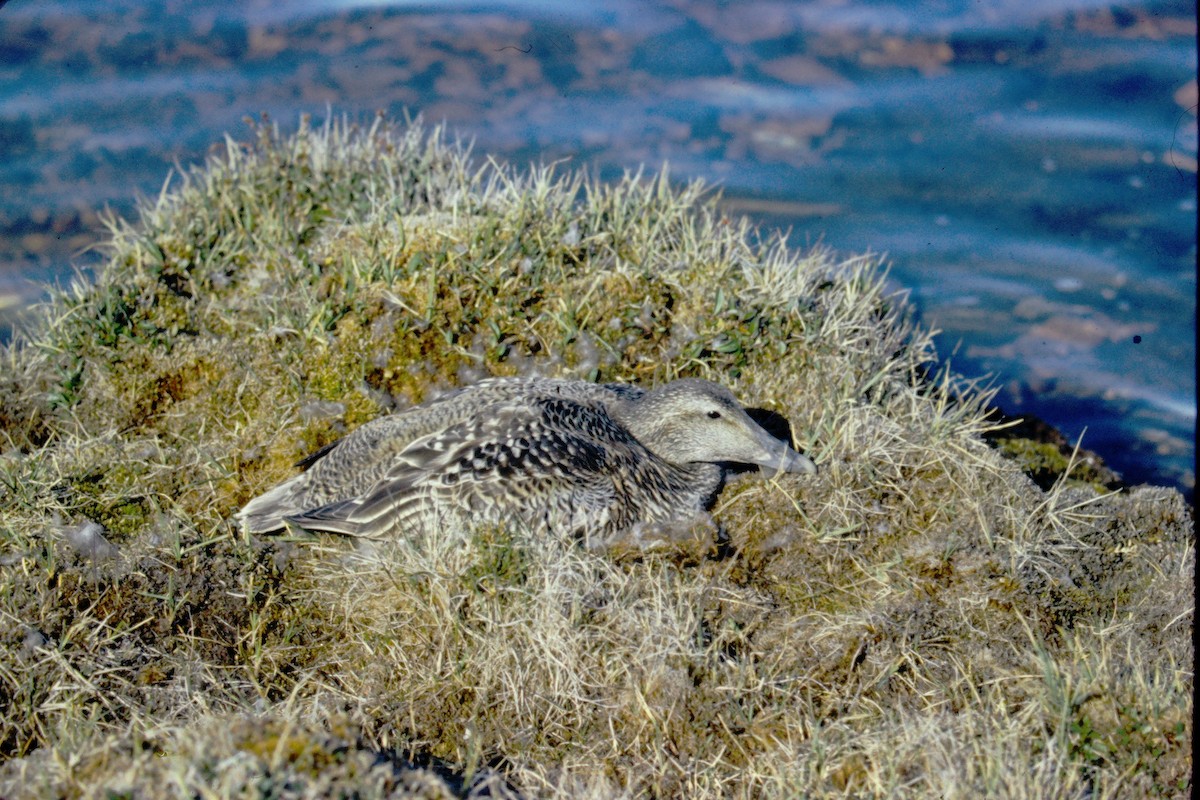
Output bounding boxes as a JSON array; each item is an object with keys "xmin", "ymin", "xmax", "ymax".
[
  {"xmin": 751, "ymin": 429, "xmax": 817, "ymax": 476},
  {"xmin": 761, "ymin": 446, "xmax": 817, "ymax": 477}
]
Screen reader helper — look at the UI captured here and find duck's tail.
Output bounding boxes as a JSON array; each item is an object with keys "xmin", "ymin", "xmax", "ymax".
[{"xmin": 236, "ymin": 473, "xmax": 310, "ymax": 534}]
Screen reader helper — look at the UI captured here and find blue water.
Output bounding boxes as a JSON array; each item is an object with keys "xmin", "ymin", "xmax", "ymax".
[{"xmin": 0, "ymin": 0, "xmax": 1195, "ymax": 493}]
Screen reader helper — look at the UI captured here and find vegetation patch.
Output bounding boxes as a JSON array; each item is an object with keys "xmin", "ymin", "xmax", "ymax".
[{"xmin": 0, "ymin": 115, "xmax": 1191, "ymax": 798}]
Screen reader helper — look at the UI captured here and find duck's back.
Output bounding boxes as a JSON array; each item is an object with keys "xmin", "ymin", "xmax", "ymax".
[{"xmin": 237, "ymin": 378, "xmax": 649, "ymax": 535}]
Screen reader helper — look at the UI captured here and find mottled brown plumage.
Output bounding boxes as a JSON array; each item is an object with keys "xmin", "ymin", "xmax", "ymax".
[{"xmin": 237, "ymin": 377, "xmax": 815, "ymax": 546}]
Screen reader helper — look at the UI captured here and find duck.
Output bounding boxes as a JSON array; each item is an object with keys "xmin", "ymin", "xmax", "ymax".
[{"xmin": 237, "ymin": 377, "xmax": 816, "ymax": 548}]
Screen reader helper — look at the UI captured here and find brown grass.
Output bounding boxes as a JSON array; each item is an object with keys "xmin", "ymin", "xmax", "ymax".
[{"xmin": 0, "ymin": 114, "xmax": 1191, "ymax": 799}]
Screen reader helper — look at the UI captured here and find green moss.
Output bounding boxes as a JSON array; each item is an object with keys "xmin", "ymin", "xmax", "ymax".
[
  {"xmin": 463, "ymin": 527, "xmax": 533, "ymax": 595},
  {"xmin": 0, "ymin": 116, "xmax": 1190, "ymax": 800},
  {"xmin": 996, "ymin": 436, "xmax": 1116, "ymax": 493}
]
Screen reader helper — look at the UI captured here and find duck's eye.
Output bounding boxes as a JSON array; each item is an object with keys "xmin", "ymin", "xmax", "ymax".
[{"xmin": 707, "ymin": 410, "xmax": 722, "ymax": 419}]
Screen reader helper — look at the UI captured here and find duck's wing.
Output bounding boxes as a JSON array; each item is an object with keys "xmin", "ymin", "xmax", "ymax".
[
  {"xmin": 236, "ymin": 420, "xmax": 403, "ymax": 535},
  {"xmin": 283, "ymin": 395, "xmax": 636, "ymax": 539},
  {"xmin": 237, "ymin": 384, "xmax": 507, "ymax": 534}
]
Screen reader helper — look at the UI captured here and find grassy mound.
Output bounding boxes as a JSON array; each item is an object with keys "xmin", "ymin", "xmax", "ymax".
[{"xmin": 0, "ymin": 115, "xmax": 1191, "ymax": 799}]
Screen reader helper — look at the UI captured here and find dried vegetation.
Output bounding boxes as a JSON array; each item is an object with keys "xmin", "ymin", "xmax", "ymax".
[{"xmin": 0, "ymin": 116, "xmax": 1191, "ymax": 798}]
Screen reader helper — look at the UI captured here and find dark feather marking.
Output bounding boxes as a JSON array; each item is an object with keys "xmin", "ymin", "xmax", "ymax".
[{"xmin": 295, "ymin": 439, "xmax": 341, "ymax": 470}]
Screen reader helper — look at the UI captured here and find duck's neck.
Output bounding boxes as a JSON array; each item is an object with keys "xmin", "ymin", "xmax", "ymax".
[
  {"xmin": 687, "ymin": 460, "xmax": 725, "ymax": 503},
  {"xmin": 609, "ymin": 392, "xmax": 668, "ymax": 456}
]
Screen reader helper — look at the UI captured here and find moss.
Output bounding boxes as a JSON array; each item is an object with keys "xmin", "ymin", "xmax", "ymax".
[
  {"xmin": 995, "ymin": 436, "xmax": 1118, "ymax": 493},
  {"xmin": 0, "ymin": 116, "xmax": 1190, "ymax": 799}
]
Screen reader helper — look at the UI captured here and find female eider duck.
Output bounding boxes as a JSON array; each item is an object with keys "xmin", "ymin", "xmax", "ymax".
[{"xmin": 237, "ymin": 377, "xmax": 816, "ymax": 547}]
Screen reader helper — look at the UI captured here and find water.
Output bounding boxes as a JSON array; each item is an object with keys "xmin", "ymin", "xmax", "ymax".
[{"xmin": 1, "ymin": 0, "xmax": 1194, "ymax": 493}]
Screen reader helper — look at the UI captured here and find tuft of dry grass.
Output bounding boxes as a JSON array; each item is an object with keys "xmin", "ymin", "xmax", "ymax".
[{"xmin": 0, "ymin": 114, "xmax": 1191, "ymax": 799}]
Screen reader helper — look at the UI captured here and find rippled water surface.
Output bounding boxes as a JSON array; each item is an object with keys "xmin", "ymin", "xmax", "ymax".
[{"xmin": 1, "ymin": 0, "xmax": 1195, "ymax": 492}]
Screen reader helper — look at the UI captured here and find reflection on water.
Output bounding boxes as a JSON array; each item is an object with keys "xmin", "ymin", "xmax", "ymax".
[{"xmin": 0, "ymin": 0, "xmax": 1195, "ymax": 493}]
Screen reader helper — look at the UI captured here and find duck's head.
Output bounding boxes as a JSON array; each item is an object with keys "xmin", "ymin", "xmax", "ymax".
[{"xmin": 613, "ymin": 379, "xmax": 817, "ymax": 475}]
